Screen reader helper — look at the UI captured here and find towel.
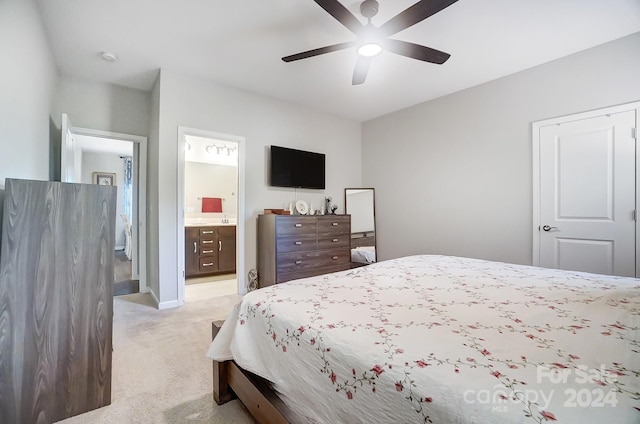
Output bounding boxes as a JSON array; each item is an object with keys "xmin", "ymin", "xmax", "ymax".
[{"xmin": 202, "ymin": 197, "xmax": 223, "ymax": 213}]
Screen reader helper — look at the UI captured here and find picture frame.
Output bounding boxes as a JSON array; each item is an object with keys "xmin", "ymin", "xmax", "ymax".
[{"xmin": 93, "ymin": 172, "xmax": 116, "ymax": 186}]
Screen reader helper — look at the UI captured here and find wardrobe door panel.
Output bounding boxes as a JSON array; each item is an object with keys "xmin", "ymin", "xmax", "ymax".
[{"xmin": 0, "ymin": 179, "xmax": 116, "ymax": 424}]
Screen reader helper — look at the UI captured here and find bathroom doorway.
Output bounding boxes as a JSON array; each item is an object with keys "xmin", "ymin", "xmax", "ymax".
[{"xmin": 176, "ymin": 127, "xmax": 245, "ymax": 303}]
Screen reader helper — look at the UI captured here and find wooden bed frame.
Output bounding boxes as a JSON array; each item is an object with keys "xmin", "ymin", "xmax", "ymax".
[
  {"xmin": 350, "ymin": 231, "xmax": 375, "ymax": 248},
  {"xmin": 212, "ymin": 321, "xmax": 294, "ymax": 424}
]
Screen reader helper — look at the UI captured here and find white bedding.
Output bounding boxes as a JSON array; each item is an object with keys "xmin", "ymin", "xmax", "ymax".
[
  {"xmin": 350, "ymin": 245, "xmax": 376, "ymax": 263},
  {"xmin": 207, "ymin": 255, "xmax": 640, "ymax": 423}
]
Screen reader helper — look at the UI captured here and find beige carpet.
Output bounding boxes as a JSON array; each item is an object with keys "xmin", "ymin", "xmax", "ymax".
[{"xmin": 57, "ymin": 293, "xmax": 254, "ymax": 424}]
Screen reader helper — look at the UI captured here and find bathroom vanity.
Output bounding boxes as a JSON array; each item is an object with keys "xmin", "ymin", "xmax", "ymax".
[{"xmin": 185, "ymin": 224, "xmax": 236, "ymax": 278}]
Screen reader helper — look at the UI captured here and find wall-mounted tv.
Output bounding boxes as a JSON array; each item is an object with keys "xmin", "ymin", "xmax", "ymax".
[{"xmin": 269, "ymin": 145, "xmax": 325, "ymax": 189}]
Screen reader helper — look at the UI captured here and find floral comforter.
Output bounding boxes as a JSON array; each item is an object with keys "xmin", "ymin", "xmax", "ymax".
[{"xmin": 207, "ymin": 255, "xmax": 640, "ymax": 423}]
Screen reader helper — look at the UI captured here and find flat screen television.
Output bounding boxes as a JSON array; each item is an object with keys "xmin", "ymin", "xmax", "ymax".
[{"xmin": 269, "ymin": 145, "xmax": 325, "ymax": 189}]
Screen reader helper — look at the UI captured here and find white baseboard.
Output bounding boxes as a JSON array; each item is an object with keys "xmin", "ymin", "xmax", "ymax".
[
  {"xmin": 158, "ymin": 299, "xmax": 181, "ymax": 309},
  {"xmin": 148, "ymin": 289, "xmax": 160, "ymax": 308},
  {"xmin": 148, "ymin": 288, "xmax": 181, "ymax": 310}
]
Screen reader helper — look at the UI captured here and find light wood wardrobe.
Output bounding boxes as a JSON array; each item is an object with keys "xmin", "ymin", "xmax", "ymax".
[{"xmin": 0, "ymin": 179, "xmax": 116, "ymax": 424}]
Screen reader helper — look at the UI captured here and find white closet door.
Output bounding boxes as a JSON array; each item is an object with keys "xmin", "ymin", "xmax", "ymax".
[{"xmin": 538, "ymin": 110, "xmax": 636, "ymax": 277}]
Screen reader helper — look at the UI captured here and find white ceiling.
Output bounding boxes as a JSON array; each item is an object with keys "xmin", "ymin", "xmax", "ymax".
[
  {"xmin": 76, "ymin": 134, "xmax": 133, "ymax": 157},
  {"xmin": 36, "ymin": 0, "xmax": 640, "ymax": 122}
]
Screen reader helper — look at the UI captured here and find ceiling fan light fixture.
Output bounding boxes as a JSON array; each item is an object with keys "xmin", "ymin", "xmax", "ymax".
[{"xmin": 357, "ymin": 43, "xmax": 382, "ymax": 57}]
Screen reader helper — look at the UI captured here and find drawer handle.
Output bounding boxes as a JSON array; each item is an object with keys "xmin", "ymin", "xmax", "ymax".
[
  {"xmin": 202, "ymin": 230, "xmax": 214, "ymax": 234},
  {"xmin": 295, "ymin": 260, "xmax": 302, "ymax": 265},
  {"xmin": 295, "ymin": 241, "xmax": 302, "ymax": 245},
  {"xmin": 202, "ymin": 250, "xmax": 214, "ymax": 254},
  {"xmin": 332, "ymin": 238, "xmax": 338, "ymax": 242},
  {"xmin": 332, "ymin": 256, "xmax": 338, "ymax": 260},
  {"xmin": 202, "ymin": 263, "xmax": 214, "ymax": 267},
  {"xmin": 295, "ymin": 223, "xmax": 302, "ymax": 227},
  {"xmin": 202, "ymin": 240, "xmax": 214, "ymax": 244},
  {"xmin": 332, "ymin": 222, "xmax": 338, "ymax": 226}
]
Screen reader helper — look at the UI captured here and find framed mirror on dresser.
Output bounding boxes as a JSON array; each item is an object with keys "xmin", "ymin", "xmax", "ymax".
[{"xmin": 345, "ymin": 188, "xmax": 377, "ymax": 266}]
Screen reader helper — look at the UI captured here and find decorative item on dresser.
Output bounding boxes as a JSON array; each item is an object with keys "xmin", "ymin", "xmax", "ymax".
[
  {"xmin": 0, "ymin": 179, "xmax": 116, "ymax": 424},
  {"xmin": 257, "ymin": 214, "xmax": 351, "ymax": 287},
  {"xmin": 185, "ymin": 225, "xmax": 236, "ymax": 278}
]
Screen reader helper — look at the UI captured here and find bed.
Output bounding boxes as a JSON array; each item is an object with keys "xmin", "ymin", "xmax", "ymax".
[
  {"xmin": 350, "ymin": 245, "xmax": 376, "ymax": 264},
  {"xmin": 207, "ymin": 255, "xmax": 640, "ymax": 423}
]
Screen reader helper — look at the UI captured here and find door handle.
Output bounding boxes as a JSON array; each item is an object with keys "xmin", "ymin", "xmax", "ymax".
[
  {"xmin": 542, "ymin": 225, "xmax": 558, "ymax": 232},
  {"xmin": 193, "ymin": 241, "xmax": 197, "ymax": 253},
  {"xmin": 219, "ymin": 240, "xmax": 222, "ymax": 251}
]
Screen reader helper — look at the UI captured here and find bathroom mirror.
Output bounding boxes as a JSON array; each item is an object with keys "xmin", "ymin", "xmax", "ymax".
[{"xmin": 344, "ymin": 188, "xmax": 376, "ymax": 264}]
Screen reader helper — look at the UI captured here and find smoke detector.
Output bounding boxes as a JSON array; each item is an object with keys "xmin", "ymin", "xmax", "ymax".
[{"xmin": 101, "ymin": 51, "xmax": 118, "ymax": 62}]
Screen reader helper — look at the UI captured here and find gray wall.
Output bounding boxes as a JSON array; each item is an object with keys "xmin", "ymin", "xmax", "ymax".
[
  {"xmin": 151, "ymin": 69, "xmax": 362, "ymax": 306},
  {"xmin": 363, "ymin": 32, "xmax": 640, "ymax": 265},
  {"xmin": 0, "ymin": 0, "xmax": 58, "ymax": 184},
  {"xmin": 81, "ymin": 152, "xmax": 127, "ymax": 248},
  {"xmin": 52, "ymin": 76, "xmax": 151, "ymax": 136},
  {"xmin": 185, "ymin": 162, "xmax": 238, "ymax": 219},
  {"xmin": 147, "ymin": 75, "xmax": 161, "ymax": 302}
]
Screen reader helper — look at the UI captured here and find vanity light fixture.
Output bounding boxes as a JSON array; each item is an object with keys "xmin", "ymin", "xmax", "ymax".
[{"xmin": 205, "ymin": 144, "xmax": 237, "ymax": 156}]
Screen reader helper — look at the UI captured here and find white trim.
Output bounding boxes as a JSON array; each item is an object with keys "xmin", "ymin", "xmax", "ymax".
[
  {"xmin": 158, "ymin": 299, "xmax": 181, "ymax": 310},
  {"xmin": 177, "ymin": 127, "xmax": 246, "ymax": 305},
  {"xmin": 63, "ymin": 119, "xmax": 149, "ymax": 293},
  {"xmin": 148, "ymin": 287, "xmax": 160, "ymax": 308},
  {"xmin": 149, "ymin": 286, "xmax": 180, "ymax": 309},
  {"xmin": 532, "ymin": 100, "xmax": 640, "ymax": 277}
]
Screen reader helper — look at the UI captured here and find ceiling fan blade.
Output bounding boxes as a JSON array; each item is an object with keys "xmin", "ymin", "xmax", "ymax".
[
  {"xmin": 378, "ymin": 0, "xmax": 459, "ymax": 37},
  {"xmin": 384, "ymin": 39, "xmax": 450, "ymax": 64},
  {"xmin": 352, "ymin": 57, "xmax": 372, "ymax": 85},
  {"xmin": 282, "ymin": 41, "xmax": 355, "ymax": 62},
  {"xmin": 314, "ymin": 0, "xmax": 364, "ymax": 35}
]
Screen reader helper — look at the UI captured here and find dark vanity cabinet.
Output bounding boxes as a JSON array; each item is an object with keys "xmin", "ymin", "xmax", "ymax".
[
  {"xmin": 217, "ymin": 226, "xmax": 237, "ymax": 273},
  {"xmin": 185, "ymin": 227, "xmax": 201, "ymax": 277},
  {"xmin": 185, "ymin": 225, "xmax": 236, "ymax": 278}
]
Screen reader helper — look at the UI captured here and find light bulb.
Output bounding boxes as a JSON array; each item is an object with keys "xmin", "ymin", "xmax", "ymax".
[{"xmin": 357, "ymin": 43, "xmax": 382, "ymax": 57}]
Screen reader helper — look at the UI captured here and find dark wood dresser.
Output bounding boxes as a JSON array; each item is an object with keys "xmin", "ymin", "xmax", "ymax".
[
  {"xmin": 185, "ymin": 225, "xmax": 236, "ymax": 278},
  {"xmin": 257, "ymin": 214, "xmax": 351, "ymax": 287}
]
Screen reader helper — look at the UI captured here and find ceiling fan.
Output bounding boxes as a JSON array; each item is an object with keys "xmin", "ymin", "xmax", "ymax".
[{"xmin": 282, "ymin": 0, "xmax": 459, "ymax": 85}]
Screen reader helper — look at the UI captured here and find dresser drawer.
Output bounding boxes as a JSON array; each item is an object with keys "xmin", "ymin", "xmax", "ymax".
[
  {"xmin": 199, "ymin": 257, "xmax": 217, "ymax": 272},
  {"xmin": 275, "ymin": 216, "xmax": 317, "ymax": 235},
  {"xmin": 277, "ymin": 263, "xmax": 352, "ymax": 284},
  {"xmin": 276, "ymin": 252, "xmax": 325, "ymax": 274},
  {"xmin": 200, "ymin": 245, "xmax": 217, "ymax": 257},
  {"xmin": 315, "ymin": 248, "xmax": 351, "ymax": 268},
  {"xmin": 199, "ymin": 227, "xmax": 217, "ymax": 237},
  {"xmin": 276, "ymin": 234, "xmax": 317, "ymax": 254},
  {"xmin": 317, "ymin": 234, "xmax": 350, "ymax": 250},
  {"xmin": 200, "ymin": 238, "xmax": 217, "ymax": 249},
  {"xmin": 318, "ymin": 216, "xmax": 350, "ymax": 235}
]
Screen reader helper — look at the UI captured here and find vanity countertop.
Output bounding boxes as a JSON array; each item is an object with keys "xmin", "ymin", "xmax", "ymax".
[{"xmin": 185, "ymin": 222, "xmax": 236, "ymax": 227}]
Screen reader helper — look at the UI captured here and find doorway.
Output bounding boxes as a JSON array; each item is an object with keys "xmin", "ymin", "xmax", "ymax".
[
  {"xmin": 177, "ymin": 127, "xmax": 246, "ymax": 304},
  {"xmin": 532, "ymin": 102, "xmax": 639, "ymax": 277},
  {"xmin": 60, "ymin": 114, "xmax": 148, "ymax": 293}
]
